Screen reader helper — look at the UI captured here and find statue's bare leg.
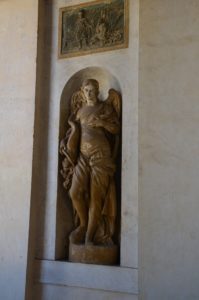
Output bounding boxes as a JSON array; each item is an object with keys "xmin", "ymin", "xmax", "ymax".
[
  {"xmin": 85, "ymin": 174, "xmax": 109, "ymax": 245},
  {"xmin": 69, "ymin": 180, "xmax": 88, "ymax": 243}
]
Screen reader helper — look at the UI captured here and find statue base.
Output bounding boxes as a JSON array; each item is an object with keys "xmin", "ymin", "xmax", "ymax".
[{"xmin": 69, "ymin": 242, "xmax": 119, "ymax": 265}]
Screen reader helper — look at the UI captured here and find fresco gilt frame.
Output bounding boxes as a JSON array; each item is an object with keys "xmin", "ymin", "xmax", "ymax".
[{"xmin": 58, "ymin": 0, "xmax": 129, "ymax": 59}]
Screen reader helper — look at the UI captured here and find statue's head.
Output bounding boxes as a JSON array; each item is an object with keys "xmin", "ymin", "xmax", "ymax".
[{"xmin": 81, "ymin": 79, "xmax": 99, "ymax": 106}]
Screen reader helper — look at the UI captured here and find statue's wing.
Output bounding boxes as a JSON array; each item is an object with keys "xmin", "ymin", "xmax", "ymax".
[
  {"xmin": 106, "ymin": 89, "xmax": 121, "ymax": 118},
  {"xmin": 71, "ymin": 90, "xmax": 86, "ymax": 115}
]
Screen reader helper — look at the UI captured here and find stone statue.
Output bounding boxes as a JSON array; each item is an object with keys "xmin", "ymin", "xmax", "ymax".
[{"xmin": 60, "ymin": 79, "xmax": 121, "ymax": 263}]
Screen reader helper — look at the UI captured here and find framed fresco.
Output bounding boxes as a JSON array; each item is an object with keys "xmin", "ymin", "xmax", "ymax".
[{"xmin": 58, "ymin": 0, "xmax": 129, "ymax": 59}]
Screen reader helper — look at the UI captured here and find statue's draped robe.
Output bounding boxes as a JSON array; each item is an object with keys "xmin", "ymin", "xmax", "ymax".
[{"xmin": 63, "ymin": 101, "xmax": 120, "ymax": 244}]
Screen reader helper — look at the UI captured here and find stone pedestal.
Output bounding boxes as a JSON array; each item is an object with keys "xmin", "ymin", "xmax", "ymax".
[{"xmin": 69, "ymin": 242, "xmax": 119, "ymax": 265}]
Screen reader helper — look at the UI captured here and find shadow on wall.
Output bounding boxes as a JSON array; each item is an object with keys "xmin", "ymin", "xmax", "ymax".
[{"xmin": 26, "ymin": 0, "xmax": 54, "ymax": 299}]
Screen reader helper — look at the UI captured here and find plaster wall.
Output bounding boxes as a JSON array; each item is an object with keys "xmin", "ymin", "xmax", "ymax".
[
  {"xmin": 30, "ymin": 0, "xmax": 139, "ymax": 299},
  {"xmin": 0, "ymin": 1, "xmax": 38, "ymax": 300},
  {"xmin": 33, "ymin": 0, "xmax": 138, "ymax": 263},
  {"xmin": 1, "ymin": 1, "xmax": 199, "ymax": 299},
  {"xmin": 139, "ymin": 0, "xmax": 199, "ymax": 299},
  {"xmin": 34, "ymin": 283, "xmax": 138, "ymax": 300}
]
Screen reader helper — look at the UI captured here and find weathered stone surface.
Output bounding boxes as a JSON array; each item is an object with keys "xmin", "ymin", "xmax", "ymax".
[
  {"xmin": 69, "ymin": 242, "xmax": 118, "ymax": 265},
  {"xmin": 59, "ymin": 79, "xmax": 121, "ymax": 261}
]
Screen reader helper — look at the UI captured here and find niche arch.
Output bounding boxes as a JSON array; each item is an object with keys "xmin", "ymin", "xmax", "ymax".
[{"xmin": 56, "ymin": 67, "xmax": 122, "ymax": 262}]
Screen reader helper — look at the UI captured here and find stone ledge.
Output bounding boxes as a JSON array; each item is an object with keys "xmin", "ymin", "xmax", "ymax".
[{"xmin": 34, "ymin": 259, "xmax": 138, "ymax": 294}]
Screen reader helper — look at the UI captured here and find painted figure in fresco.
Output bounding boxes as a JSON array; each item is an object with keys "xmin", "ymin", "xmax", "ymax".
[
  {"xmin": 91, "ymin": 11, "xmax": 108, "ymax": 47},
  {"xmin": 75, "ymin": 9, "xmax": 92, "ymax": 49},
  {"xmin": 60, "ymin": 79, "xmax": 121, "ymax": 246}
]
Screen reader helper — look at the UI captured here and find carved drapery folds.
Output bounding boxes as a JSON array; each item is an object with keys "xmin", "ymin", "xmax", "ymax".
[{"xmin": 60, "ymin": 78, "xmax": 121, "ymax": 264}]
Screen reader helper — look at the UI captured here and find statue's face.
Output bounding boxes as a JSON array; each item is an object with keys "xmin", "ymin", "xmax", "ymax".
[{"xmin": 82, "ymin": 84, "xmax": 98, "ymax": 106}]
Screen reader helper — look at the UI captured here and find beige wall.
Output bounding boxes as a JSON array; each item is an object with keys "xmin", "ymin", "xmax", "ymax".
[
  {"xmin": 30, "ymin": 0, "xmax": 139, "ymax": 299},
  {"xmin": 1, "ymin": 0, "xmax": 199, "ymax": 299},
  {"xmin": 0, "ymin": 1, "xmax": 38, "ymax": 299},
  {"xmin": 139, "ymin": 0, "xmax": 199, "ymax": 299}
]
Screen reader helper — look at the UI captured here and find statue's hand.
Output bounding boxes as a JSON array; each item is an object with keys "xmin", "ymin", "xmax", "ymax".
[
  {"xmin": 60, "ymin": 138, "xmax": 67, "ymax": 154},
  {"xmin": 89, "ymin": 117, "xmax": 104, "ymax": 128},
  {"xmin": 95, "ymin": 119, "xmax": 104, "ymax": 127}
]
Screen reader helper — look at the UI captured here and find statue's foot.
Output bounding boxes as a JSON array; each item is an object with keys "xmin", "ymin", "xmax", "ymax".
[
  {"xmin": 69, "ymin": 226, "xmax": 86, "ymax": 244},
  {"xmin": 85, "ymin": 239, "xmax": 94, "ymax": 246},
  {"xmin": 85, "ymin": 233, "xmax": 94, "ymax": 246}
]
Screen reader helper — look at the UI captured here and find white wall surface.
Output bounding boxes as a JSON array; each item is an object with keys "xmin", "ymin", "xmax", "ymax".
[
  {"xmin": 139, "ymin": 0, "xmax": 199, "ymax": 299},
  {"xmin": 0, "ymin": 1, "xmax": 38, "ymax": 299},
  {"xmin": 1, "ymin": 0, "xmax": 199, "ymax": 299},
  {"xmin": 33, "ymin": 0, "xmax": 139, "ymax": 265},
  {"xmin": 34, "ymin": 283, "xmax": 138, "ymax": 300},
  {"xmin": 30, "ymin": 0, "xmax": 139, "ymax": 299}
]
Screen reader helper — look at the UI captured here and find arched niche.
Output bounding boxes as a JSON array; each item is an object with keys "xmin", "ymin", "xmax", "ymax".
[{"xmin": 56, "ymin": 67, "xmax": 122, "ymax": 262}]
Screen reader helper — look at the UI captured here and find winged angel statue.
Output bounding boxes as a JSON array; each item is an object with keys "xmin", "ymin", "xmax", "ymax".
[{"xmin": 60, "ymin": 79, "xmax": 121, "ymax": 247}]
